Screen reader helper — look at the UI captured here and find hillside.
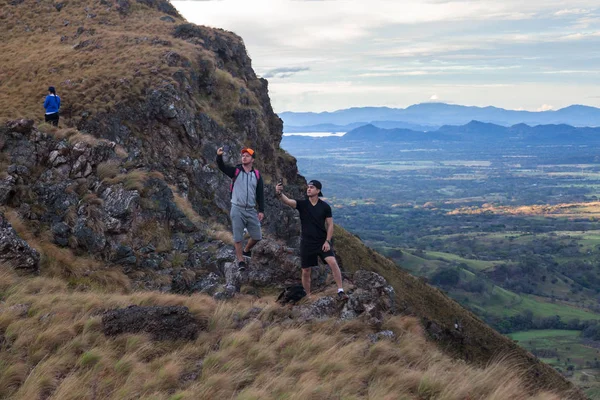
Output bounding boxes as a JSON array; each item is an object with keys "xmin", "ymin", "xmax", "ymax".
[{"xmin": 0, "ymin": 0, "xmax": 588, "ymax": 398}]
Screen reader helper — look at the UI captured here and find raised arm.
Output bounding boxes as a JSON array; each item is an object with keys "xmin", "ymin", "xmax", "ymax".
[
  {"xmin": 275, "ymin": 183, "xmax": 297, "ymax": 208},
  {"xmin": 215, "ymin": 148, "xmax": 236, "ymax": 178}
]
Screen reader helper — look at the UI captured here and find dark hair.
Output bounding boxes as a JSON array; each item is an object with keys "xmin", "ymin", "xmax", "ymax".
[{"xmin": 48, "ymin": 86, "xmax": 56, "ymax": 94}]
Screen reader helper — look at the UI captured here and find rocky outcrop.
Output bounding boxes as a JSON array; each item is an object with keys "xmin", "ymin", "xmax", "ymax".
[
  {"xmin": 0, "ymin": 212, "xmax": 40, "ymax": 273},
  {"xmin": 294, "ymin": 270, "xmax": 397, "ymax": 325},
  {"xmin": 101, "ymin": 305, "xmax": 203, "ymax": 340},
  {"xmin": 341, "ymin": 270, "xmax": 396, "ymax": 326}
]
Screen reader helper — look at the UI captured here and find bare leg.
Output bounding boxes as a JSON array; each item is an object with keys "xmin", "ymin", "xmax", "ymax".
[
  {"xmin": 244, "ymin": 238, "xmax": 260, "ymax": 253},
  {"xmin": 302, "ymin": 268, "xmax": 312, "ymax": 297},
  {"xmin": 234, "ymin": 241, "xmax": 244, "ymax": 262},
  {"xmin": 324, "ymin": 256, "xmax": 343, "ymax": 290}
]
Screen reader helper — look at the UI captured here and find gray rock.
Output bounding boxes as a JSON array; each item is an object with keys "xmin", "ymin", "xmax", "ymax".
[
  {"xmin": 294, "ymin": 296, "xmax": 340, "ymax": 321},
  {"xmin": 73, "ymin": 222, "xmax": 106, "ymax": 253},
  {"xmin": 51, "ymin": 222, "xmax": 71, "ymax": 246},
  {"xmin": 5, "ymin": 303, "xmax": 30, "ymax": 317},
  {"xmin": 101, "ymin": 185, "xmax": 140, "ymax": 219},
  {"xmin": 102, "ymin": 305, "xmax": 202, "ymax": 341},
  {"xmin": 0, "ymin": 177, "xmax": 16, "ymax": 205},
  {"xmin": 141, "ymin": 253, "xmax": 163, "ymax": 270},
  {"xmin": 114, "ymin": 245, "xmax": 136, "ymax": 265},
  {"xmin": 213, "ymin": 284, "xmax": 237, "ymax": 300},
  {"xmin": 160, "ymin": 15, "xmax": 176, "ymax": 23},
  {"xmin": 0, "ymin": 213, "xmax": 40, "ymax": 273},
  {"xmin": 368, "ymin": 330, "xmax": 396, "ymax": 343},
  {"xmin": 340, "ymin": 270, "xmax": 397, "ymax": 326},
  {"xmin": 140, "ymin": 244, "xmax": 156, "ymax": 254},
  {"xmin": 5, "ymin": 119, "xmax": 34, "ymax": 135},
  {"xmin": 223, "ymin": 262, "xmax": 242, "ymax": 292},
  {"xmin": 354, "ymin": 270, "xmax": 389, "ymax": 290}
]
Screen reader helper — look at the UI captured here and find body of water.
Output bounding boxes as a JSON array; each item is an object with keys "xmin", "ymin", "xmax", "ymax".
[{"xmin": 283, "ymin": 132, "xmax": 346, "ymax": 137}]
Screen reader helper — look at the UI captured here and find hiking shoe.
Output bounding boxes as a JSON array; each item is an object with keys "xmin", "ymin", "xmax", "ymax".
[
  {"xmin": 238, "ymin": 261, "xmax": 247, "ymax": 272},
  {"xmin": 242, "ymin": 249, "xmax": 252, "ymax": 258},
  {"xmin": 337, "ymin": 291, "xmax": 349, "ymax": 301}
]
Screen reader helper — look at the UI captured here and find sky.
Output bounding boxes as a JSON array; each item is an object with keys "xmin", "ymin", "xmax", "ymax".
[{"xmin": 172, "ymin": 0, "xmax": 600, "ymax": 113}]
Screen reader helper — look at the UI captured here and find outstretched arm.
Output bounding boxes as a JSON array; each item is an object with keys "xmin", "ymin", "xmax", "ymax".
[{"xmin": 276, "ymin": 183, "xmax": 297, "ymax": 208}]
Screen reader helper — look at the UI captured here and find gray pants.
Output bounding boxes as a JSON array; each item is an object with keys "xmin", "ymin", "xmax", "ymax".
[{"xmin": 230, "ymin": 204, "xmax": 262, "ymax": 242}]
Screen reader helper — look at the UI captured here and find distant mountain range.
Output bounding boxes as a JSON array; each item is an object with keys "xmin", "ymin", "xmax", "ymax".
[
  {"xmin": 279, "ymin": 103, "xmax": 600, "ymax": 129},
  {"xmin": 283, "ymin": 121, "xmax": 438, "ymax": 133},
  {"xmin": 283, "ymin": 121, "xmax": 600, "ymax": 144}
]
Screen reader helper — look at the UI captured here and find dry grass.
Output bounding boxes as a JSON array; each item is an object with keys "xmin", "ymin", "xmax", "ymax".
[
  {"xmin": 208, "ymin": 221, "xmax": 233, "ymax": 245},
  {"xmin": 136, "ymin": 220, "xmax": 172, "ymax": 252},
  {"xmin": 170, "ymin": 185, "xmax": 202, "ymax": 228},
  {"xmin": 0, "ymin": 265, "xmax": 569, "ymax": 399},
  {"xmin": 96, "ymin": 160, "xmax": 121, "ymax": 180},
  {"xmin": 103, "ymin": 169, "xmax": 152, "ymax": 193}
]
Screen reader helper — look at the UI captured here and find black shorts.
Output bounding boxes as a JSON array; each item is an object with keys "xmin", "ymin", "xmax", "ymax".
[{"xmin": 300, "ymin": 246, "xmax": 335, "ymax": 269}]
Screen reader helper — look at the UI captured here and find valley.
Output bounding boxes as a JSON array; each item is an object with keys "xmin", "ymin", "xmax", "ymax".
[{"xmin": 282, "ymin": 131, "xmax": 600, "ymax": 396}]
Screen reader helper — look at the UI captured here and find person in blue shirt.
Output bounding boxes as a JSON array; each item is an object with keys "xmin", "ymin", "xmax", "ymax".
[{"xmin": 43, "ymin": 86, "xmax": 61, "ymax": 126}]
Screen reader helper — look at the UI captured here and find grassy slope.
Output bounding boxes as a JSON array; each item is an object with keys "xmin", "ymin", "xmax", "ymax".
[
  {"xmin": 1, "ymin": 0, "xmax": 176, "ymax": 120},
  {"xmin": 0, "ymin": 0, "xmax": 254, "ymax": 127},
  {"xmin": 333, "ymin": 226, "xmax": 585, "ymax": 398},
  {"xmin": 0, "ymin": 266, "xmax": 573, "ymax": 400}
]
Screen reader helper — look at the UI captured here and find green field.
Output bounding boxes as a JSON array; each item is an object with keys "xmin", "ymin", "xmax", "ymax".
[
  {"xmin": 422, "ymin": 250, "xmax": 501, "ymax": 271},
  {"xmin": 508, "ymin": 330, "xmax": 600, "ymax": 398},
  {"xmin": 389, "ymin": 249, "xmax": 600, "ymax": 322},
  {"xmin": 471, "ymin": 288, "xmax": 599, "ymax": 320}
]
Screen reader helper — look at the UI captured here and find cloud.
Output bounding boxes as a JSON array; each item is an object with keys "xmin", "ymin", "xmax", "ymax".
[
  {"xmin": 430, "ymin": 94, "xmax": 439, "ymax": 100},
  {"xmin": 554, "ymin": 8, "xmax": 590, "ymax": 16},
  {"xmin": 542, "ymin": 70, "xmax": 600, "ymax": 74},
  {"xmin": 262, "ymin": 67, "xmax": 310, "ymax": 79},
  {"xmin": 537, "ymin": 104, "xmax": 554, "ymax": 111},
  {"xmin": 172, "ymin": 0, "xmax": 600, "ymax": 111},
  {"xmin": 357, "ymin": 64, "xmax": 522, "ymax": 77},
  {"xmin": 358, "ymin": 71, "xmax": 434, "ymax": 77}
]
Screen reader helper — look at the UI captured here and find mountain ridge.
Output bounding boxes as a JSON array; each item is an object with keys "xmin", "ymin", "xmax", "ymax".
[
  {"xmin": 280, "ymin": 103, "xmax": 600, "ymax": 128},
  {"xmin": 282, "ymin": 120, "xmax": 600, "ymax": 144}
]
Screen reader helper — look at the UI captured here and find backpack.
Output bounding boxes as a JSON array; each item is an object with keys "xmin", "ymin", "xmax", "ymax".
[
  {"xmin": 276, "ymin": 285, "xmax": 307, "ymax": 305},
  {"xmin": 230, "ymin": 166, "xmax": 260, "ymax": 193}
]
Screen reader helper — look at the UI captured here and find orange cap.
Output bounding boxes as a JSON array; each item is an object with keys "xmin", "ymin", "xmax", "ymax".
[{"xmin": 241, "ymin": 148, "xmax": 255, "ymax": 157}]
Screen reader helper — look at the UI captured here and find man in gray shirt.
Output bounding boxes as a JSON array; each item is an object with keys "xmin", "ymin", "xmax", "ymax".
[{"xmin": 216, "ymin": 147, "xmax": 265, "ymax": 271}]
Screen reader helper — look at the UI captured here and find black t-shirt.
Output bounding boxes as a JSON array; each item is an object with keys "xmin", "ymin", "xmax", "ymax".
[{"xmin": 295, "ymin": 198, "xmax": 332, "ymax": 250}]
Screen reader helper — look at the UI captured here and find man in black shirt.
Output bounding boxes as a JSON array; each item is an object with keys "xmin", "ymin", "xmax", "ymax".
[{"xmin": 276, "ymin": 179, "xmax": 347, "ymax": 300}]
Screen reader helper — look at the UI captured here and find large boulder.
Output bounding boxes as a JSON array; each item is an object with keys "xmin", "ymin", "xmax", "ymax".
[
  {"xmin": 341, "ymin": 270, "xmax": 397, "ymax": 326},
  {"xmin": 0, "ymin": 213, "xmax": 40, "ymax": 273},
  {"xmin": 101, "ymin": 305, "xmax": 203, "ymax": 341}
]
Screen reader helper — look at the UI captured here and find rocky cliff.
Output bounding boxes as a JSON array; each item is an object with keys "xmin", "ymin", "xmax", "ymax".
[{"xmin": 0, "ymin": 0, "xmax": 587, "ymax": 398}]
